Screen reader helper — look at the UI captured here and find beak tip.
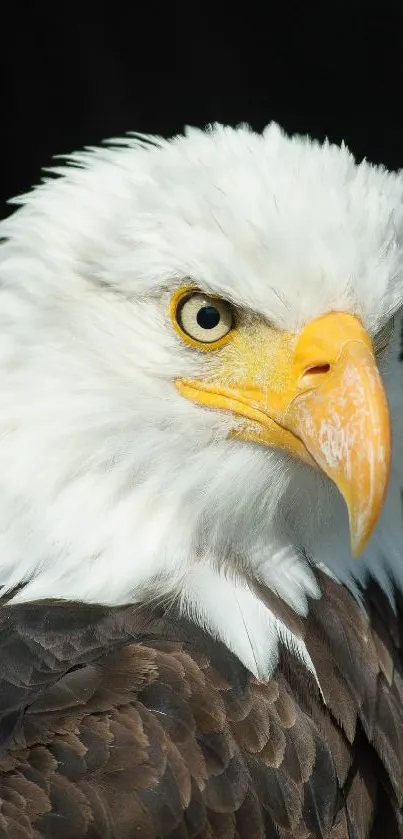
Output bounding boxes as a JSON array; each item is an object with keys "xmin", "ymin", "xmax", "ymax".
[
  {"xmin": 351, "ymin": 540, "xmax": 365, "ymax": 560},
  {"xmin": 349, "ymin": 511, "xmax": 378, "ymax": 559}
]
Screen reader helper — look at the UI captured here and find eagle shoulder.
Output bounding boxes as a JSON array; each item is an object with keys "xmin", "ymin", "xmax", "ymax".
[{"xmin": 0, "ymin": 575, "xmax": 402, "ymax": 838}]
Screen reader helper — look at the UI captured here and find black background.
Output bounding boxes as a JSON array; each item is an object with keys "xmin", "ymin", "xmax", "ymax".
[{"xmin": 2, "ymin": 3, "xmax": 403, "ymax": 218}]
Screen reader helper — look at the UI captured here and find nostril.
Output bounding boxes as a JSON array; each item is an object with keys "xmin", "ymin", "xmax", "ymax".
[
  {"xmin": 305, "ymin": 364, "xmax": 330, "ymax": 377},
  {"xmin": 300, "ymin": 363, "xmax": 331, "ymax": 388}
]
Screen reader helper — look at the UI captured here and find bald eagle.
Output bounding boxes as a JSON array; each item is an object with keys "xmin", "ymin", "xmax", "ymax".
[{"xmin": 0, "ymin": 123, "xmax": 402, "ymax": 838}]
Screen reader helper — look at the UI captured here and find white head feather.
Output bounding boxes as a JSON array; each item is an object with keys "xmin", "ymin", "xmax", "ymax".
[{"xmin": 0, "ymin": 122, "xmax": 403, "ymax": 679}]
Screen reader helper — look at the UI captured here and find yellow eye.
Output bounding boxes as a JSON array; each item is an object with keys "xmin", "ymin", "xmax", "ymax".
[{"xmin": 170, "ymin": 288, "xmax": 236, "ymax": 349}]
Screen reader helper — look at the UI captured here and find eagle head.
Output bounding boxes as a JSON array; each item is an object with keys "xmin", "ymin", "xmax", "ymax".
[{"xmin": 1, "ymin": 123, "xmax": 403, "ymax": 679}]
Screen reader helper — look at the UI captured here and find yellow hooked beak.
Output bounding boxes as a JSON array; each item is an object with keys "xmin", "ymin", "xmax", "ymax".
[{"xmin": 176, "ymin": 312, "xmax": 391, "ymax": 556}]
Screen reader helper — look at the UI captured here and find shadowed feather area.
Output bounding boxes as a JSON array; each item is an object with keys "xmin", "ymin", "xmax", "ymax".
[{"xmin": 0, "ymin": 570, "xmax": 401, "ymax": 838}]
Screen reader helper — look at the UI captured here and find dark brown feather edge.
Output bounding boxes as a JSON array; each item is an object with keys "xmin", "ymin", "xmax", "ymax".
[{"xmin": 0, "ymin": 568, "xmax": 400, "ymax": 837}]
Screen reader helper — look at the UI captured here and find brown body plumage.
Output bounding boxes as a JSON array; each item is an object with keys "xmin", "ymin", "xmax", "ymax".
[{"xmin": 0, "ymin": 569, "xmax": 402, "ymax": 839}]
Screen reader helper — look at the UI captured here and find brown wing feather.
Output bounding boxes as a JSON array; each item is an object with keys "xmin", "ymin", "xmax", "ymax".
[{"xmin": 0, "ymin": 570, "xmax": 402, "ymax": 837}]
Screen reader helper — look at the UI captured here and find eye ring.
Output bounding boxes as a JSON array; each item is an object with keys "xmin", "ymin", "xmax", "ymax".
[{"xmin": 170, "ymin": 286, "xmax": 236, "ymax": 350}]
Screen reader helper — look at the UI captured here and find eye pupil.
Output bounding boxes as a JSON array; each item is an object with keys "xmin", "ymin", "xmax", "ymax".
[{"xmin": 196, "ymin": 305, "xmax": 220, "ymax": 330}]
